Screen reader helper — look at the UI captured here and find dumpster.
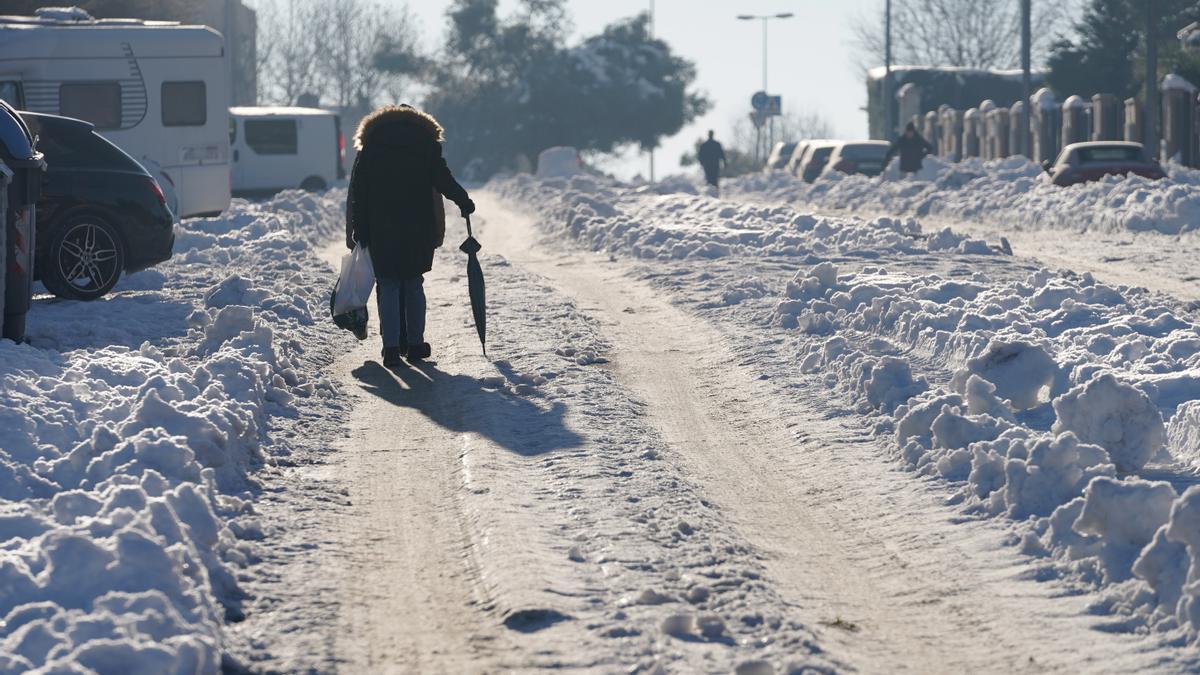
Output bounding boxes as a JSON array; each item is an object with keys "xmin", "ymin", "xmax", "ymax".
[{"xmin": 0, "ymin": 98, "xmax": 45, "ymax": 342}]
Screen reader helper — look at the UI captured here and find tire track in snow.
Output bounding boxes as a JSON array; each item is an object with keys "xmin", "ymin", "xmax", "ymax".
[
  {"xmin": 312, "ymin": 238, "xmax": 838, "ymax": 673},
  {"xmin": 478, "ymin": 192, "xmax": 1187, "ymax": 674}
]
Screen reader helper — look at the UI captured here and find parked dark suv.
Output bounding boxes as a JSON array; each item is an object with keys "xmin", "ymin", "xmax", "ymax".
[{"xmin": 19, "ymin": 112, "xmax": 174, "ymax": 300}]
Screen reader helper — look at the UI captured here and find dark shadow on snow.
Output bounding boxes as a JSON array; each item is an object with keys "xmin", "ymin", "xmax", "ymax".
[
  {"xmin": 351, "ymin": 360, "xmax": 583, "ymax": 456},
  {"xmin": 502, "ymin": 608, "xmax": 572, "ymax": 633}
]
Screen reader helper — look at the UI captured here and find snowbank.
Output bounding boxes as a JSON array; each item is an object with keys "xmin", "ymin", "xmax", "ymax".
[
  {"xmin": 493, "ymin": 172, "xmax": 1200, "ymax": 644},
  {"xmin": 536, "ymin": 147, "xmax": 583, "ymax": 179},
  {"xmin": 0, "ymin": 190, "xmax": 345, "ymax": 671},
  {"xmin": 725, "ymin": 155, "xmax": 1200, "ymax": 236}
]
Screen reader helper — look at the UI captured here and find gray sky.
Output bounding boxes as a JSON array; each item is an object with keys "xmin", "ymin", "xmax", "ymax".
[{"xmin": 400, "ymin": 0, "xmax": 878, "ymax": 179}]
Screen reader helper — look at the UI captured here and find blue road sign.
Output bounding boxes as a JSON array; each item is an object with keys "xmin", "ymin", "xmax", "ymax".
[{"xmin": 751, "ymin": 91, "xmax": 769, "ymax": 111}]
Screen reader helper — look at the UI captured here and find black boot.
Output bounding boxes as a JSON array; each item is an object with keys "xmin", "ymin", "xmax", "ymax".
[
  {"xmin": 382, "ymin": 346, "xmax": 405, "ymax": 368},
  {"xmin": 406, "ymin": 342, "xmax": 432, "ymax": 362}
]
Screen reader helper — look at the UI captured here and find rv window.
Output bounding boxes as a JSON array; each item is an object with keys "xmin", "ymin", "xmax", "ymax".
[
  {"xmin": 0, "ymin": 81, "xmax": 21, "ymax": 108},
  {"xmin": 59, "ymin": 82, "xmax": 122, "ymax": 129},
  {"xmin": 162, "ymin": 81, "xmax": 207, "ymax": 126},
  {"xmin": 245, "ymin": 119, "xmax": 298, "ymax": 155}
]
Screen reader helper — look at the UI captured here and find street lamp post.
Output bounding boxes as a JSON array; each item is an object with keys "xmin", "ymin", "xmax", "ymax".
[
  {"xmin": 737, "ymin": 12, "xmax": 794, "ymax": 163},
  {"xmin": 1146, "ymin": 0, "xmax": 1159, "ymax": 160},
  {"xmin": 884, "ymin": 0, "xmax": 892, "ymax": 140},
  {"xmin": 1021, "ymin": 0, "xmax": 1031, "ymax": 158},
  {"xmin": 648, "ymin": 0, "xmax": 655, "ymax": 182}
]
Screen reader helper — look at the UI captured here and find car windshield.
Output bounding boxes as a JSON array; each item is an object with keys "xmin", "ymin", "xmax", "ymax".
[
  {"xmin": 1077, "ymin": 146, "xmax": 1143, "ymax": 163},
  {"xmin": 840, "ymin": 144, "xmax": 888, "ymax": 160}
]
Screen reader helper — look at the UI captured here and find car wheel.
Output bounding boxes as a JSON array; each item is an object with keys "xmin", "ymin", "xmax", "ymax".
[
  {"xmin": 300, "ymin": 176, "xmax": 327, "ymax": 191},
  {"xmin": 41, "ymin": 214, "xmax": 125, "ymax": 301}
]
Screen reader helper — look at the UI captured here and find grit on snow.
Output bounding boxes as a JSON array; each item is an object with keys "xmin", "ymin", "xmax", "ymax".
[
  {"xmin": 0, "ymin": 191, "xmax": 346, "ymax": 673},
  {"xmin": 493, "ymin": 168, "xmax": 1200, "ymax": 652},
  {"xmin": 3, "ymin": 153, "xmax": 1200, "ymax": 673}
]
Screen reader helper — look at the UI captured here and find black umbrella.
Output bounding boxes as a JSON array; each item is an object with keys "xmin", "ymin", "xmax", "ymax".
[{"xmin": 459, "ymin": 215, "xmax": 487, "ymax": 355}]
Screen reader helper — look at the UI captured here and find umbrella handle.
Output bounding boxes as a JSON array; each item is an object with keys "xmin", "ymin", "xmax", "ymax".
[{"xmin": 465, "ymin": 215, "xmax": 474, "ymax": 239}]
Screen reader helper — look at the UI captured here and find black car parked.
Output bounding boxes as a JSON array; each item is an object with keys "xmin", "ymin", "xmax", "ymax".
[{"xmin": 19, "ymin": 112, "xmax": 174, "ymax": 300}]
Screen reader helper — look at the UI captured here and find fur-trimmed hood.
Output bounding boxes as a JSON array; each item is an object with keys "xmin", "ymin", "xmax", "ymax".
[{"xmin": 353, "ymin": 105, "xmax": 444, "ymax": 150}]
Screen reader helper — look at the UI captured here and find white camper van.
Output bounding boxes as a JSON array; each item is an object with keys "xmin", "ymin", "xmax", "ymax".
[
  {"xmin": 0, "ymin": 8, "xmax": 231, "ymax": 218},
  {"xmin": 229, "ymin": 106, "xmax": 345, "ymax": 196}
]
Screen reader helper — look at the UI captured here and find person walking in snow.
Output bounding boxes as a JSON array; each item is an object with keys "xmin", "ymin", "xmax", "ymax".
[
  {"xmin": 347, "ymin": 104, "xmax": 475, "ymax": 368},
  {"xmin": 885, "ymin": 122, "xmax": 935, "ymax": 177},
  {"xmin": 698, "ymin": 130, "xmax": 726, "ymax": 189}
]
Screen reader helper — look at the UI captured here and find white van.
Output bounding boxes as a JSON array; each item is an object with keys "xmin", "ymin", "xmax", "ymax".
[
  {"xmin": 0, "ymin": 8, "xmax": 231, "ymax": 218},
  {"xmin": 229, "ymin": 106, "xmax": 345, "ymax": 195}
]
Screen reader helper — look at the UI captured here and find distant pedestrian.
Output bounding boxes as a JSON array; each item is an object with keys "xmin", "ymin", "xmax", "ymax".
[
  {"xmin": 347, "ymin": 104, "xmax": 475, "ymax": 368},
  {"xmin": 885, "ymin": 122, "xmax": 934, "ymax": 176},
  {"xmin": 698, "ymin": 130, "xmax": 726, "ymax": 188}
]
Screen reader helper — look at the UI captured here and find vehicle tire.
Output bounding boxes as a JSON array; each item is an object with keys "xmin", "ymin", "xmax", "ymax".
[
  {"xmin": 300, "ymin": 176, "xmax": 327, "ymax": 192},
  {"xmin": 41, "ymin": 214, "xmax": 125, "ymax": 301}
]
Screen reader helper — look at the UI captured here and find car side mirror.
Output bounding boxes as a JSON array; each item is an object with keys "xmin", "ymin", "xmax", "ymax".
[{"xmin": 1041, "ymin": 159, "xmax": 1052, "ymax": 174}]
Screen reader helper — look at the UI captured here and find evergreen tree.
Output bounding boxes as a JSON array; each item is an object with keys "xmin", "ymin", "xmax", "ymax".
[
  {"xmin": 1049, "ymin": 0, "xmax": 1200, "ymax": 98},
  {"xmin": 415, "ymin": 0, "xmax": 709, "ymax": 179},
  {"xmin": 1047, "ymin": 0, "xmax": 1139, "ymax": 98}
]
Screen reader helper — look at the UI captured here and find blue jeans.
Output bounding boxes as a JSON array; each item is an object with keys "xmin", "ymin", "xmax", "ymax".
[{"xmin": 376, "ymin": 276, "xmax": 426, "ymax": 348}]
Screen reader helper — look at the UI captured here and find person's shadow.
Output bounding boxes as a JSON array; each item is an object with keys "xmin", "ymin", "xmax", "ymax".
[{"xmin": 351, "ymin": 360, "xmax": 583, "ymax": 456}]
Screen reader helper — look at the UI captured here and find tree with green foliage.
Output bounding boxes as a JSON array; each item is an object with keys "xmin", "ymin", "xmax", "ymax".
[
  {"xmin": 1048, "ymin": 0, "xmax": 1200, "ymax": 99},
  {"xmin": 414, "ymin": 0, "xmax": 710, "ymax": 179}
]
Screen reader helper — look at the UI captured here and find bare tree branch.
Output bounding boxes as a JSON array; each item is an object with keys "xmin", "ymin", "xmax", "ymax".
[{"xmin": 850, "ymin": 0, "xmax": 1076, "ymax": 72}]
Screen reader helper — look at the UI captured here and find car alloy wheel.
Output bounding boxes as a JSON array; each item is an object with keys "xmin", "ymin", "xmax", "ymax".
[{"xmin": 44, "ymin": 216, "xmax": 125, "ymax": 300}]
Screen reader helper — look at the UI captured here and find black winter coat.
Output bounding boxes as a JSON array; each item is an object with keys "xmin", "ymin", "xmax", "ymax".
[
  {"xmin": 886, "ymin": 132, "xmax": 934, "ymax": 173},
  {"xmin": 698, "ymin": 139, "xmax": 726, "ymax": 170},
  {"xmin": 347, "ymin": 106, "xmax": 472, "ymax": 280}
]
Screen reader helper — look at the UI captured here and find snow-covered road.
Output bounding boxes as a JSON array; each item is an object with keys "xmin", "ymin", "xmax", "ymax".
[
  {"xmin": 7, "ymin": 165, "xmax": 1200, "ymax": 672},
  {"xmin": 475, "ymin": 195, "xmax": 1193, "ymax": 673},
  {"xmin": 228, "ymin": 187, "xmax": 1197, "ymax": 673},
  {"xmin": 917, "ymin": 216, "xmax": 1199, "ymax": 306}
]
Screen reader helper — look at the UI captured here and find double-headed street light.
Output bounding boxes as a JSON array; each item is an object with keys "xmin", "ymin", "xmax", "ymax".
[
  {"xmin": 736, "ymin": 12, "xmax": 794, "ymax": 94},
  {"xmin": 737, "ymin": 12, "xmax": 794, "ymax": 162}
]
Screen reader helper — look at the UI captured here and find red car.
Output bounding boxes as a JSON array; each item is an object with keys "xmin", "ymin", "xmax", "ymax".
[{"xmin": 1044, "ymin": 141, "xmax": 1166, "ymax": 187}]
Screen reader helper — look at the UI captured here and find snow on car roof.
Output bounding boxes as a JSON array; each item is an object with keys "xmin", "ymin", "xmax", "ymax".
[
  {"xmin": 1062, "ymin": 141, "xmax": 1145, "ymax": 151},
  {"xmin": 230, "ymin": 106, "xmax": 337, "ymax": 118}
]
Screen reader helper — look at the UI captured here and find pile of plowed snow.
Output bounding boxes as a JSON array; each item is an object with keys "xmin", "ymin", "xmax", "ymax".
[
  {"xmin": 0, "ymin": 190, "xmax": 345, "ymax": 672},
  {"xmin": 724, "ymin": 155, "xmax": 1200, "ymax": 235},
  {"xmin": 494, "ymin": 172, "xmax": 1200, "ymax": 645}
]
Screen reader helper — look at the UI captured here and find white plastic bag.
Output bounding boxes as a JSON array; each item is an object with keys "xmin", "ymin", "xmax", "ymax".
[{"xmin": 332, "ymin": 244, "xmax": 375, "ymax": 316}]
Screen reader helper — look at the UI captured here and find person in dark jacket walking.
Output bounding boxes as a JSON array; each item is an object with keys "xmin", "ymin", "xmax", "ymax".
[
  {"xmin": 347, "ymin": 104, "xmax": 475, "ymax": 367},
  {"xmin": 885, "ymin": 122, "xmax": 935, "ymax": 176},
  {"xmin": 698, "ymin": 130, "xmax": 726, "ymax": 188}
]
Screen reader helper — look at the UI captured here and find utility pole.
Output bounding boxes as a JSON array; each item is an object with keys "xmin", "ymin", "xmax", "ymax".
[
  {"xmin": 1146, "ymin": 0, "xmax": 1160, "ymax": 160},
  {"xmin": 648, "ymin": 0, "xmax": 656, "ymax": 182},
  {"xmin": 762, "ymin": 17, "xmax": 771, "ymax": 154},
  {"xmin": 1021, "ymin": 0, "xmax": 1032, "ymax": 158},
  {"xmin": 884, "ymin": 0, "xmax": 893, "ymax": 140}
]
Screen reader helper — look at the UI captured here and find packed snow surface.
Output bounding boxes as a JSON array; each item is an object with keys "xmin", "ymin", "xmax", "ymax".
[
  {"xmin": 494, "ymin": 170, "xmax": 1200, "ymax": 646},
  {"xmin": 0, "ymin": 190, "xmax": 344, "ymax": 672}
]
